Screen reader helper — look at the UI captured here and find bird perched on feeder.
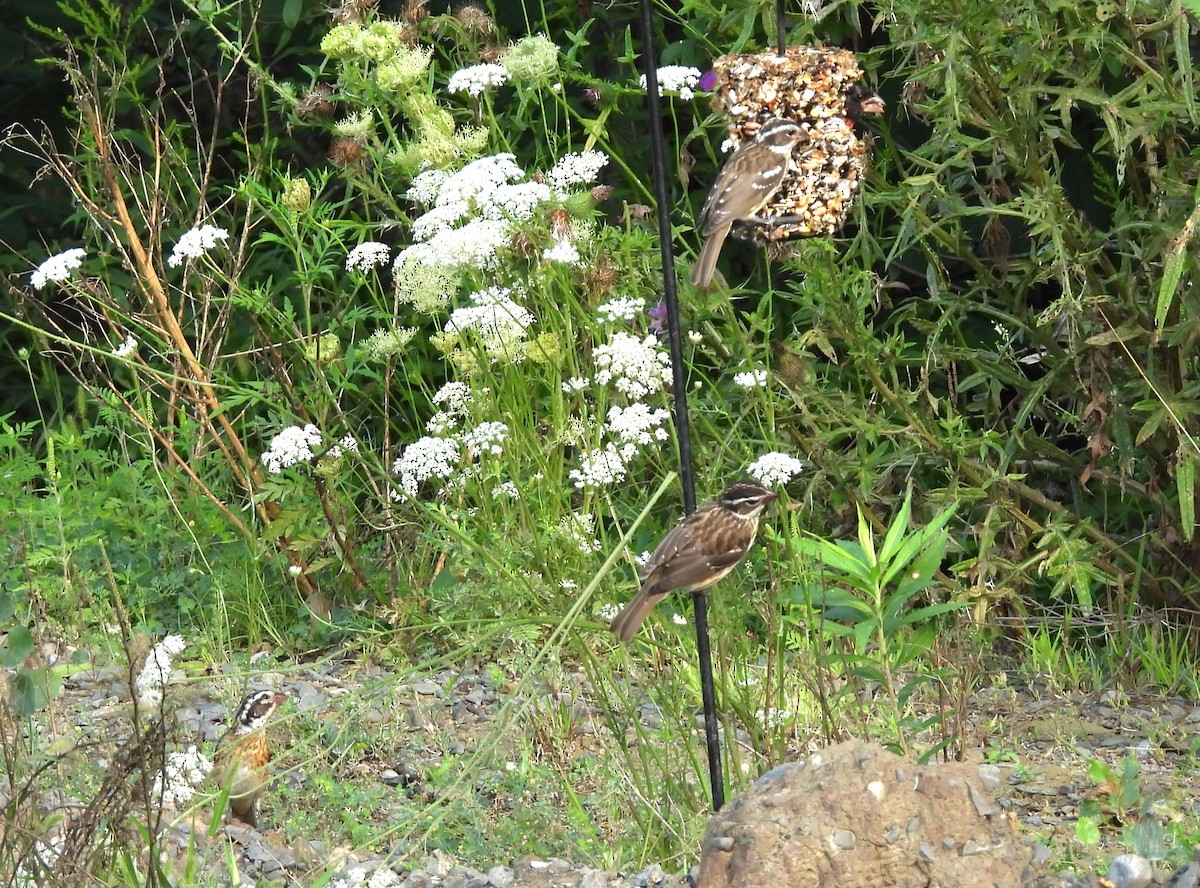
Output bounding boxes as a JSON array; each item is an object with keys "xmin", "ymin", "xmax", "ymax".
[
  {"xmin": 610, "ymin": 481, "xmax": 779, "ymax": 642},
  {"xmin": 690, "ymin": 118, "xmax": 809, "ymax": 287},
  {"xmin": 213, "ymin": 690, "xmax": 287, "ymax": 828}
]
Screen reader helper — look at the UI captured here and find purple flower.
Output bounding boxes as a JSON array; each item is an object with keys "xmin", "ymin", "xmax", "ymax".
[
  {"xmin": 648, "ymin": 299, "xmax": 668, "ymax": 334},
  {"xmin": 698, "ymin": 70, "xmax": 717, "ymax": 92}
]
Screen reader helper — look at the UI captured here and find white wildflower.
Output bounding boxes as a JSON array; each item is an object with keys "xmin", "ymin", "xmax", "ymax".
[
  {"xmin": 433, "ymin": 381, "xmax": 472, "ymax": 411},
  {"xmin": 461, "ymin": 421, "xmax": 508, "ymax": 456},
  {"xmin": 606, "ymin": 403, "xmax": 671, "ymax": 446},
  {"xmin": 346, "ymin": 242, "xmax": 391, "ymax": 272},
  {"xmin": 113, "ymin": 335, "xmax": 138, "ymax": 358},
  {"xmin": 481, "ymin": 181, "xmax": 552, "ymax": 223},
  {"xmin": 734, "ymin": 368, "xmax": 769, "ymax": 388},
  {"xmin": 392, "ymin": 436, "xmax": 460, "ymax": 498},
  {"xmin": 560, "ymin": 512, "xmax": 602, "ymax": 553},
  {"xmin": 595, "ymin": 602, "xmax": 620, "ymax": 620},
  {"xmin": 134, "ymin": 635, "xmax": 186, "ymax": 707},
  {"xmin": 433, "ymin": 154, "xmax": 525, "ymax": 207},
  {"xmin": 562, "ymin": 377, "xmax": 589, "ymax": 394},
  {"xmin": 327, "ymin": 435, "xmax": 359, "ymax": 459},
  {"xmin": 30, "ymin": 247, "xmax": 86, "ymax": 290},
  {"xmin": 640, "ymin": 65, "xmax": 702, "ymax": 100},
  {"xmin": 288, "ymin": 565, "xmax": 303, "ymax": 576},
  {"xmin": 362, "ymin": 327, "xmax": 418, "ymax": 360},
  {"xmin": 398, "ymin": 218, "xmax": 509, "ymax": 268},
  {"xmin": 167, "ymin": 224, "xmax": 229, "ymax": 268},
  {"xmin": 260, "ymin": 424, "xmax": 323, "ymax": 474},
  {"xmin": 569, "ymin": 444, "xmax": 628, "ymax": 489},
  {"xmin": 597, "ymin": 296, "xmax": 645, "ymax": 322},
  {"xmin": 593, "ymin": 332, "xmax": 672, "ymax": 400},
  {"xmin": 444, "ymin": 286, "xmax": 534, "ymax": 359},
  {"xmin": 545, "ymin": 151, "xmax": 609, "ymax": 191},
  {"xmin": 747, "ymin": 452, "xmax": 805, "ymax": 487},
  {"xmin": 543, "ymin": 238, "xmax": 580, "ymax": 265},
  {"xmin": 448, "ymin": 63, "xmax": 509, "ymax": 97},
  {"xmin": 412, "ymin": 200, "xmax": 471, "ymax": 240},
  {"xmin": 493, "ymin": 481, "xmax": 520, "ymax": 499},
  {"xmin": 408, "ymin": 169, "xmax": 451, "ymax": 206},
  {"xmin": 153, "ymin": 745, "xmax": 213, "ymax": 807}
]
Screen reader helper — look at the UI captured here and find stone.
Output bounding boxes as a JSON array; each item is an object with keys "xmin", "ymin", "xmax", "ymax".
[
  {"xmin": 1106, "ymin": 854, "xmax": 1152, "ymax": 888},
  {"xmin": 694, "ymin": 739, "xmax": 1042, "ymax": 888}
]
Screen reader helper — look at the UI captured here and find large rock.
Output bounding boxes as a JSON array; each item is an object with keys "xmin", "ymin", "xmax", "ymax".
[{"xmin": 696, "ymin": 739, "xmax": 1041, "ymax": 888}]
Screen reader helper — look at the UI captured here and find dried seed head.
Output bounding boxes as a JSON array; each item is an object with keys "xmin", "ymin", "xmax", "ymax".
[
  {"xmin": 297, "ymin": 84, "xmax": 336, "ymax": 119},
  {"xmin": 480, "ymin": 41, "xmax": 508, "ymax": 64},
  {"xmin": 547, "ymin": 207, "xmax": 572, "ymax": 241},
  {"xmin": 584, "ymin": 252, "xmax": 618, "ymax": 296},
  {"xmin": 402, "ymin": 0, "xmax": 429, "ymax": 23},
  {"xmin": 328, "ymin": 0, "xmax": 377, "ymax": 24},
  {"xmin": 509, "ymin": 228, "xmax": 540, "ymax": 260},
  {"xmin": 454, "ymin": 4, "xmax": 496, "ymax": 37},
  {"xmin": 329, "ymin": 137, "xmax": 365, "ymax": 167}
]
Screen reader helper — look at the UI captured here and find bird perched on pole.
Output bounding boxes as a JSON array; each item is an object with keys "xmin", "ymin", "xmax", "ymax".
[
  {"xmin": 690, "ymin": 118, "xmax": 808, "ymax": 288},
  {"xmin": 213, "ymin": 689, "xmax": 287, "ymax": 828},
  {"xmin": 611, "ymin": 481, "xmax": 779, "ymax": 642}
]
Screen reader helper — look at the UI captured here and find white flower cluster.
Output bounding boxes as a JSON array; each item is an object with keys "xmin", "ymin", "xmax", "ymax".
[
  {"xmin": 640, "ymin": 65, "xmax": 702, "ymax": 99},
  {"xmin": 167, "ymin": 224, "xmax": 229, "ymax": 268},
  {"xmin": 30, "ymin": 247, "xmax": 86, "ymax": 290},
  {"xmin": 260, "ymin": 424, "xmax": 322, "ymax": 474},
  {"xmin": 493, "ymin": 481, "xmax": 520, "ymax": 499},
  {"xmin": 561, "ymin": 377, "xmax": 588, "ymax": 394},
  {"xmin": 734, "ymin": 368, "xmax": 768, "ymax": 388},
  {"xmin": 747, "ymin": 451, "xmax": 804, "ymax": 487},
  {"xmin": 448, "ymin": 63, "xmax": 509, "ymax": 97},
  {"xmin": 593, "ymin": 332, "xmax": 672, "ymax": 400},
  {"xmin": 400, "ymin": 151, "xmax": 604, "ymax": 269},
  {"xmin": 328, "ymin": 435, "xmax": 359, "ymax": 460},
  {"xmin": 461, "ymin": 421, "xmax": 508, "ymax": 456},
  {"xmin": 597, "ymin": 296, "xmax": 645, "ymax": 323},
  {"xmin": 346, "ymin": 242, "xmax": 391, "ymax": 272},
  {"xmin": 543, "ymin": 238, "xmax": 580, "ymax": 265},
  {"xmin": 113, "ymin": 335, "xmax": 138, "ymax": 358},
  {"xmin": 569, "ymin": 443, "xmax": 629, "ymax": 489},
  {"xmin": 329, "ymin": 865, "xmax": 402, "ymax": 888},
  {"xmin": 393, "ymin": 436, "xmax": 460, "ymax": 499},
  {"xmin": 545, "ymin": 150, "xmax": 609, "ymax": 191},
  {"xmin": 561, "ymin": 512, "xmax": 603, "ymax": 554},
  {"xmin": 445, "ymin": 286, "xmax": 535, "ymax": 360},
  {"xmin": 135, "ymin": 635, "xmax": 186, "ymax": 707},
  {"xmin": 433, "ymin": 381, "xmax": 473, "ymax": 412},
  {"xmin": 362, "ymin": 327, "xmax": 418, "ymax": 360},
  {"xmin": 153, "ymin": 745, "xmax": 213, "ymax": 807},
  {"xmin": 606, "ymin": 404, "xmax": 670, "ymax": 446}
]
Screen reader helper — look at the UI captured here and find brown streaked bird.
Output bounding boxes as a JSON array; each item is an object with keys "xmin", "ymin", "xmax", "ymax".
[
  {"xmin": 610, "ymin": 482, "xmax": 780, "ymax": 642},
  {"xmin": 213, "ymin": 689, "xmax": 287, "ymax": 828},
  {"xmin": 690, "ymin": 118, "xmax": 808, "ymax": 288}
]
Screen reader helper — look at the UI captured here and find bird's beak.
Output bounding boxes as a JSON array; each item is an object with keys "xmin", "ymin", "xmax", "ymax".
[{"xmin": 859, "ymin": 93, "xmax": 886, "ymax": 115}]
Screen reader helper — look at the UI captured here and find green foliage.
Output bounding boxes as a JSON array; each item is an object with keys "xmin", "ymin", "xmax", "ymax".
[{"xmin": 784, "ymin": 491, "xmax": 967, "ymax": 754}]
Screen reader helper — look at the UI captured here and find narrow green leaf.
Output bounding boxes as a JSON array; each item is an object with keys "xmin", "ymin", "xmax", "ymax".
[
  {"xmin": 856, "ymin": 504, "xmax": 877, "ymax": 568},
  {"xmin": 1178, "ymin": 451, "xmax": 1196, "ymax": 541},
  {"xmin": 878, "ymin": 491, "xmax": 913, "ymax": 564},
  {"xmin": 2, "ymin": 626, "xmax": 33, "ymax": 668}
]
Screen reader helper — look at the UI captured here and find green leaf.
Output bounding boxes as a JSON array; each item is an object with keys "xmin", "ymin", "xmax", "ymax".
[
  {"xmin": 1178, "ymin": 451, "xmax": 1196, "ymax": 542},
  {"xmin": 281, "ymin": 0, "xmax": 301, "ymax": 29},
  {"xmin": 8, "ymin": 670, "xmax": 55, "ymax": 716},
  {"xmin": 878, "ymin": 491, "xmax": 914, "ymax": 564},
  {"xmin": 2, "ymin": 626, "xmax": 33, "ymax": 668},
  {"xmin": 1075, "ymin": 815, "xmax": 1101, "ymax": 846}
]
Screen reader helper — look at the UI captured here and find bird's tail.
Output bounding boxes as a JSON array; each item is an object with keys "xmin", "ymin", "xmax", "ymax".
[
  {"xmin": 610, "ymin": 589, "xmax": 663, "ymax": 643},
  {"xmin": 690, "ymin": 225, "xmax": 728, "ymax": 288}
]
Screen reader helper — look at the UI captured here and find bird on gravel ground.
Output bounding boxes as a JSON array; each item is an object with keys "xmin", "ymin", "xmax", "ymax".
[
  {"xmin": 213, "ymin": 689, "xmax": 287, "ymax": 828},
  {"xmin": 610, "ymin": 482, "xmax": 779, "ymax": 642}
]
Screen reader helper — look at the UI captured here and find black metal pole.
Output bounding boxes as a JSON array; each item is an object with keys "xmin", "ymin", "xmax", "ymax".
[
  {"xmin": 634, "ymin": 1, "xmax": 725, "ymax": 811},
  {"xmin": 777, "ymin": 0, "xmax": 787, "ymax": 55}
]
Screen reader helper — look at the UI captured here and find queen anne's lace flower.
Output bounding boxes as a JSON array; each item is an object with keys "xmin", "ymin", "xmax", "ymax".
[
  {"xmin": 30, "ymin": 248, "xmax": 86, "ymax": 290},
  {"xmin": 135, "ymin": 635, "xmax": 186, "ymax": 707},
  {"xmin": 261, "ymin": 424, "xmax": 323, "ymax": 474},
  {"xmin": 734, "ymin": 368, "xmax": 769, "ymax": 388},
  {"xmin": 593, "ymin": 332, "xmax": 672, "ymax": 400},
  {"xmin": 167, "ymin": 225, "xmax": 229, "ymax": 268},
  {"xmin": 448, "ymin": 63, "xmax": 509, "ymax": 97},
  {"xmin": 398, "ymin": 219, "xmax": 509, "ymax": 268},
  {"xmin": 639, "ymin": 65, "xmax": 702, "ymax": 99},
  {"xmin": 462, "ymin": 421, "xmax": 508, "ymax": 456},
  {"xmin": 445, "ymin": 287, "xmax": 534, "ymax": 359},
  {"xmin": 393, "ymin": 436, "xmax": 460, "ymax": 498},
  {"xmin": 545, "ymin": 151, "xmax": 609, "ymax": 191},
  {"xmin": 544, "ymin": 238, "xmax": 580, "ymax": 265},
  {"xmin": 346, "ymin": 242, "xmax": 391, "ymax": 272},
  {"xmin": 569, "ymin": 444, "xmax": 629, "ymax": 488},
  {"xmin": 606, "ymin": 403, "xmax": 671, "ymax": 446},
  {"xmin": 113, "ymin": 335, "xmax": 138, "ymax": 358},
  {"xmin": 433, "ymin": 381, "xmax": 473, "ymax": 412},
  {"xmin": 597, "ymin": 296, "xmax": 645, "ymax": 322},
  {"xmin": 153, "ymin": 746, "xmax": 213, "ymax": 807},
  {"xmin": 748, "ymin": 452, "xmax": 805, "ymax": 487}
]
